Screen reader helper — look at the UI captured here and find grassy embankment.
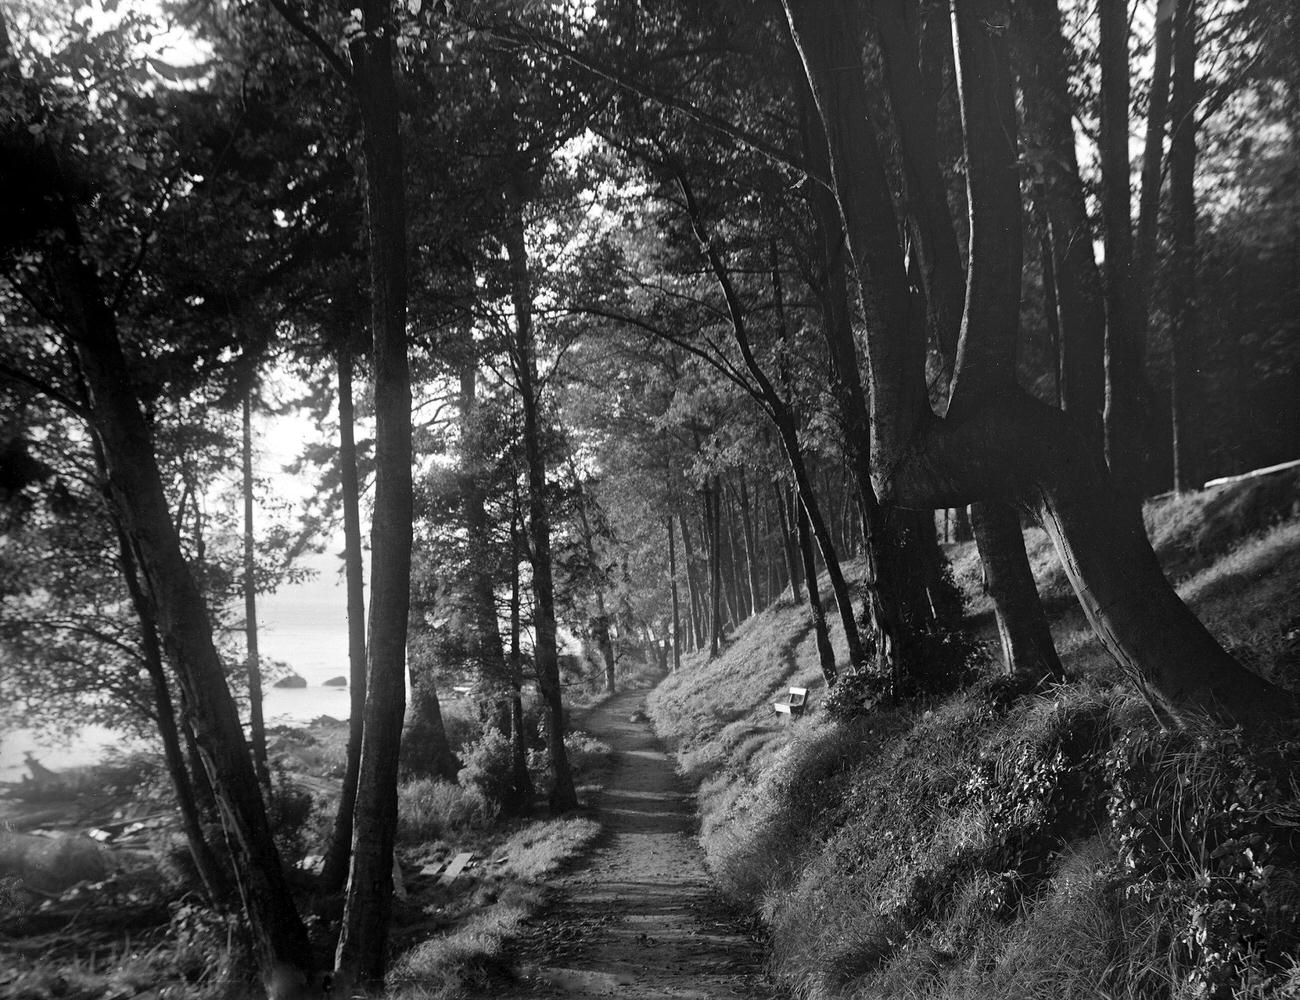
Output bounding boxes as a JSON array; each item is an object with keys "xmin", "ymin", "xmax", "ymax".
[{"xmin": 648, "ymin": 470, "xmax": 1300, "ymax": 1000}]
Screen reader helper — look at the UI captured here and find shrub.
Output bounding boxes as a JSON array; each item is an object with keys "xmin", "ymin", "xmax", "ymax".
[
  {"xmin": 458, "ymin": 730, "xmax": 520, "ymax": 809},
  {"xmin": 397, "ymin": 777, "xmax": 493, "ymax": 845}
]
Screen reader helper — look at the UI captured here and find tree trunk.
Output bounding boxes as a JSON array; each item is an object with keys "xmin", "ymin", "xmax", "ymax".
[
  {"xmin": 335, "ymin": 9, "xmax": 413, "ymax": 985},
  {"xmin": 506, "ymin": 192, "xmax": 579, "ymax": 814},
  {"xmin": 773, "ymin": 479, "xmax": 804, "ymax": 604},
  {"xmin": 508, "ymin": 509, "xmax": 536, "ymax": 808},
  {"xmin": 704, "ymin": 483, "xmax": 722, "ymax": 655},
  {"xmin": 1099, "ymin": 0, "xmax": 1155, "ymax": 518},
  {"xmin": 116, "ymin": 524, "xmax": 230, "ymax": 905},
  {"xmin": 736, "ymin": 474, "xmax": 761, "ymax": 614},
  {"xmin": 321, "ymin": 347, "xmax": 370, "ymax": 894},
  {"xmin": 1168, "ymin": 0, "xmax": 1202, "ymax": 494},
  {"xmin": 970, "ymin": 503, "xmax": 1063, "ymax": 683},
  {"xmin": 796, "ymin": 493, "xmax": 837, "ymax": 685},
  {"xmin": 463, "ymin": 367, "xmax": 511, "ymax": 735},
  {"xmin": 241, "ymin": 389, "xmax": 269, "ymax": 789},
  {"xmin": 679, "ymin": 512, "xmax": 706, "ymax": 647},
  {"xmin": 667, "ymin": 516, "xmax": 681, "ymax": 671}
]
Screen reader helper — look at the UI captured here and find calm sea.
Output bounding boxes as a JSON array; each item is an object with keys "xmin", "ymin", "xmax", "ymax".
[{"xmin": 0, "ymin": 551, "xmax": 357, "ymax": 783}]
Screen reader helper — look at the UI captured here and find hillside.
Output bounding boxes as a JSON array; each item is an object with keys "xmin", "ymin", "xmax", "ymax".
[{"xmin": 647, "ymin": 472, "xmax": 1300, "ymax": 1000}]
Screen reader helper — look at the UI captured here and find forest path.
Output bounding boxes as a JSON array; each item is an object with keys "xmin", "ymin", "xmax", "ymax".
[{"xmin": 492, "ymin": 686, "xmax": 784, "ymax": 998}]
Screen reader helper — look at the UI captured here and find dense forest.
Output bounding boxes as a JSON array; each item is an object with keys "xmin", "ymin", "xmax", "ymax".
[{"xmin": 1, "ymin": 0, "xmax": 1297, "ymax": 997}]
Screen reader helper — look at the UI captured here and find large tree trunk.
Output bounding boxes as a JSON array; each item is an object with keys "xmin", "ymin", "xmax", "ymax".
[
  {"xmin": 321, "ymin": 347, "xmax": 369, "ymax": 894},
  {"xmin": 1168, "ymin": 0, "xmax": 1203, "ymax": 494},
  {"xmin": 335, "ymin": 8, "xmax": 413, "ymax": 985},
  {"xmin": 704, "ymin": 482, "xmax": 722, "ymax": 655},
  {"xmin": 58, "ymin": 249, "xmax": 313, "ymax": 998},
  {"xmin": 785, "ymin": 0, "xmax": 1290, "ymax": 724},
  {"xmin": 241, "ymin": 389, "xmax": 269, "ymax": 788},
  {"xmin": 506, "ymin": 192, "xmax": 579, "ymax": 814}
]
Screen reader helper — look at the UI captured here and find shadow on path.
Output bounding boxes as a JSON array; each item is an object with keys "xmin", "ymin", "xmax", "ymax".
[{"xmin": 489, "ymin": 687, "xmax": 786, "ymax": 999}]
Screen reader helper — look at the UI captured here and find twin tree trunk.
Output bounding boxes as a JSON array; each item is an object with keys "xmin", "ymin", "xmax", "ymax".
[{"xmin": 783, "ymin": 0, "xmax": 1286, "ymax": 724}]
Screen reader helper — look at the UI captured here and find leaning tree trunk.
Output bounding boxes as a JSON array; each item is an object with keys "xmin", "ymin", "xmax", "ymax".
[
  {"xmin": 506, "ymin": 190, "xmax": 579, "ymax": 814},
  {"xmin": 241, "ymin": 389, "xmax": 269, "ymax": 788},
  {"xmin": 116, "ymin": 524, "xmax": 230, "ymax": 906},
  {"xmin": 321, "ymin": 347, "xmax": 370, "ymax": 894},
  {"xmin": 335, "ymin": 6, "xmax": 414, "ymax": 986}
]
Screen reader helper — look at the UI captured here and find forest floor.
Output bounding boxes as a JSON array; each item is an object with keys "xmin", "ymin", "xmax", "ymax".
[{"xmin": 487, "ymin": 687, "xmax": 785, "ymax": 999}]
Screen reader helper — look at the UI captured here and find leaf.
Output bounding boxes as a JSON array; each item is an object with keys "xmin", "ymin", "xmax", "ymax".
[{"xmin": 127, "ymin": 153, "xmax": 147, "ymax": 170}]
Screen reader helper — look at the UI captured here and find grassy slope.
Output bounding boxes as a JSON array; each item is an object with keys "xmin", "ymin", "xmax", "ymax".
[{"xmin": 648, "ymin": 472, "xmax": 1300, "ymax": 1000}]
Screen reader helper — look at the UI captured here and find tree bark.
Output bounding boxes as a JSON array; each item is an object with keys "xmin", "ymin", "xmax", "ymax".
[
  {"xmin": 335, "ymin": 5, "xmax": 414, "ymax": 984},
  {"xmin": 505, "ymin": 192, "xmax": 579, "ymax": 813},
  {"xmin": 321, "ymin": 347, "xmax": 369, "ymax": 894},
  {"xmin": 970, "ymin": 503, "xmax": 1063, "ymax": 683},
  {"xmin": 241, "ymin": 389, "xmax": 269, "ymax": 788}
]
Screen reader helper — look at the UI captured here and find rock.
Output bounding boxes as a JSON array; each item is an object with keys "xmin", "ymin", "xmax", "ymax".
[
  {"xmin": 273, "ymin": 674, "xmax": 307, "ymax": 689},
  {"xmin": 323, "ymin": 676, "xmax": 347, "ymax": 687}
]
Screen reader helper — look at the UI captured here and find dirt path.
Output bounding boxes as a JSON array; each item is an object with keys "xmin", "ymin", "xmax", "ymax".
[{"xmin": 495, "ymin": 687, "xmax": 784, "ymax": 999}]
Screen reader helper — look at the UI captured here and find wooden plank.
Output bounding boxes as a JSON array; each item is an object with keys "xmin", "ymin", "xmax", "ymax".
[
  {"xmin": 440, "ymin": 852, "xmax": 473, "ymax": 884},
  {"xmin": 1203, "ymin": 457, "xmax": 1300, "ymax": 490}
]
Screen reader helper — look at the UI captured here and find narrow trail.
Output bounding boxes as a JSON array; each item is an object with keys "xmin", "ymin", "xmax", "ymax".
[{"xmin": 496, "ymin": 687, "xmax": 784, "ymax": 999}]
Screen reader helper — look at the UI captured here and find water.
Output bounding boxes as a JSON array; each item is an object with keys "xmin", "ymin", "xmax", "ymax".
[{"xmin": 0, "ymin": 550, "xmax": 356, "ymax": 783}]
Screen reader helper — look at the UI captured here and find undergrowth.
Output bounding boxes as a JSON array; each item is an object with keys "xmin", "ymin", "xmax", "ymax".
[{"xmin": 651, "ymin": 475, "xmax": 1300, "ymax": 1000}]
